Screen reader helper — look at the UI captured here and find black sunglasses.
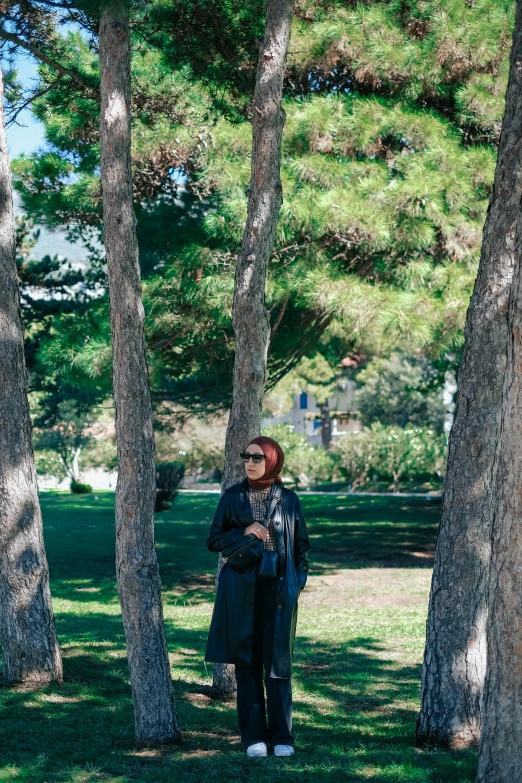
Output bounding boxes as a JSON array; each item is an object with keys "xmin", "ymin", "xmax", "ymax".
[{"xmin": 240, "ymin": 451, "xmax": 266, "ymax": 464}]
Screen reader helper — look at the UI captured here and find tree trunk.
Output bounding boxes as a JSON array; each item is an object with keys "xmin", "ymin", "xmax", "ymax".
[
  {"xmin": 0, "ymin": 64, "xmax": 62, "ymax": 685},
  {"xmin": 71, "ymin": 446, "xmax": 82, "ymax": 482},
  {"xmin": 476, "ymin": 263, "xmax": 522, "ymax": 775},
  {"xmin": 221, "ymin": 0, "xmax": 294, "ymax": 489},
  {"xmin": 211, "ymin": 633, "xmax": 237, "ymax": 698},
  {"xmin": 99, "ymin": 1, "xmax": 180, "ymax": 745},
  {"xmin": 416, "ymin": 5, "xmax": 522, "ymax": 748},
  {"xmin": 475, "ymin": 12, "xmax": 522, "ymax": 779},
  {"xmin": 319, "ymin": 401, "xmax": 332, "ymax": 449},
  {"xmin": 214, "ymin": 0, "xmax": 295, "ymax": 696},
  {"xmin": 392, "ymin": 472, "xmax": 401, "ymax": 494}
]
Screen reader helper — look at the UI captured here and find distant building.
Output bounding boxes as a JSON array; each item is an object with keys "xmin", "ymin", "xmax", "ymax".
[{"xmin": 262, "ymin": 378, "xmax": 362, "ymax": 445}]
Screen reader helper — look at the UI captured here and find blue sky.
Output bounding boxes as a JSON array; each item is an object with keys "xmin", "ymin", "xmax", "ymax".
[
  {"xmin": 5, "ymin": 53, "xmax": 92, "ymax": 261},
  {"xmin": 6, "ymin": 54, "xmax": 46, "ymax": 159}
]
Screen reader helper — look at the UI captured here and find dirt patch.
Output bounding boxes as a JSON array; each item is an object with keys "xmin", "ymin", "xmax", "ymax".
[
  {"xmin": 180, "ymin": 750, "xmax": 221, "ymax": 759},
  {"xmin": 163, "ymin": 572, "xmax": 216, "ymax": 600},
  {"xmin": 185, "ymin": 691, "xmax": 212, "ymax": 703},
  {"xmin": 301, "ymin": 568, "xmax": 431, "ymax": 608}
]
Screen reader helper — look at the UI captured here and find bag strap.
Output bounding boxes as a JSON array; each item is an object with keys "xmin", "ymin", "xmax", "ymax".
[{"xmin": 265, "ymin": 483, "xmax": 282, "ymax": 523}]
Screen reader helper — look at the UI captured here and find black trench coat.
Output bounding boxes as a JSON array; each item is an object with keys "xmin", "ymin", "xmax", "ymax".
[{"xmin": 204, "ymin": 478, "xmax": 311, "ymax": 679}]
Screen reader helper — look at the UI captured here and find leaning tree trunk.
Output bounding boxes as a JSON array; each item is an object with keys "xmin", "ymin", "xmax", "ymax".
[
  {"xmin": 99, "ymin": 1, "xmax": 180, "ymax": 745},
  {"xmin": 416, "ymin": 5, "xmax": 522, "ymax": 749},
  {"xmin": 0, "ymin": 65, "xmax": 62, "ymax": 685},
  {"xmin": 213, "ymin": 0, "xmax": 295, "ymax": 697}
]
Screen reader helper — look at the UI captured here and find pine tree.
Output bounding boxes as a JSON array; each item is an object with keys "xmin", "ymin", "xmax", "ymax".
[
  {"xmin": 417, "ymin": 0, "xmax": 522, "ymax": 747},
  {"xmin": 7, "ymin": 0, "xmax": 512, "ymax": 416},
  {"xmin": 212, "ymin": 0, "xmax": 295, "ymax": 698},
  {"xmin": 0, "ymin": 62, "xmax": 62, "ymax": 686},
  {"xmin": 474, "ymin": 0, "xmax": 522, "ymax": 771},
  {"xmin": 98, "ymin": 0, "xmax": 181, "ymax": 744}
]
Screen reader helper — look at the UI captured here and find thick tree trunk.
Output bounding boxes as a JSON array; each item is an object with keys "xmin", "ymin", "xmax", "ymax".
[
  {"xmin": 475, "ymin": 14, "xmax": 522, "ymax": 780},
  {"xmin": 0, "ymin": 65, "xmax": 62, "ymax": 685},
  {"xmin": 99, "ymin": 1, "xmax": 180, "ymax": 745},
  {"xmin": 214, "ymin": 0, "xmax": 294, "ymax": 695},
  {"xmin": 319, "ymin": 401, "xmax": 332, "ymax": 449},
  {"xmin": 476, "ymin": 270, "xmax": 522, "ymax": 775},
  {"xmin": 416, "ymin": 7, "xmax": 522, "ymax": 749}
]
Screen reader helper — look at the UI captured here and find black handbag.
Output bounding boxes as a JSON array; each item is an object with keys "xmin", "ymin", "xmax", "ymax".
[
  {"xmin": 258, "ymin": 549, "xmax": 278, "ymax": 578},
  {"xmin": 222, "ymin": 533, "xmax": 264, "ymax": 572}
]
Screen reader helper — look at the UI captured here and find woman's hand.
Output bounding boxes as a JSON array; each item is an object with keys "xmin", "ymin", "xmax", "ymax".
[{"xmin": 244, "ymin": 522, "xmax": 267, "ymax": 541}]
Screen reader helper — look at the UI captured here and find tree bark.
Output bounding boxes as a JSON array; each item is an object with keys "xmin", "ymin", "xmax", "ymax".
[
  {"xmin": 319, "ymin": 401, "xmax": 332, "ymax": 449},
  {"xmin": 214, "ymin": 0, "xmax": 294, "ymax": 696},
  {"xmin": 475, "ymin": 12, "xmax": 522, "ymax": 779},
  {"xmin": 211, "ymin": 634, "xmax": 237, "ymax": 699},
  {"xmin": 0, "ymin": 64, "xmax": 62, "ymax": 685},
  {"xmin": 99, "ymin": 0, "xmax": 180, "ymax": 745},
  {"xmin": 416, "ymin": 6, "xmax": 522, "ymax": 749},
  {"xmin": 476, "ymin": 263, "xmax": 522, "ymax": 776}
]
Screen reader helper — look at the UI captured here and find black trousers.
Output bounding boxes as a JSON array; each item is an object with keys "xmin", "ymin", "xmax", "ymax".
[{"xmin": 235, "ymin": 573, "xmax": 294, "ymax": 748}]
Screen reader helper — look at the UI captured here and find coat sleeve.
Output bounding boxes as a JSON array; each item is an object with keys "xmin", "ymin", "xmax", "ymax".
[
  {"xmin": 207, "ymin": 493, "xmax": 244, "ymax": 553},
  {"xmin": 294, "ymin": 495, "xmax": 311, "ymax": 589}
]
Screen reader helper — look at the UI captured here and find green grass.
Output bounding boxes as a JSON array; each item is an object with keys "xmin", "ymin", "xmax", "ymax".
[{"xmin": 0, "ymin": 492, "xmax": 477, "ymax": 783}]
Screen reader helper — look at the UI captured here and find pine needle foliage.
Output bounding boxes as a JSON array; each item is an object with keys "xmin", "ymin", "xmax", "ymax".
[
  {"xmin": 9, "ymin": 0, "xmax": 511, "ymax": 412},
  {"xmin": 289, "ymin": 0, "xmax": 513, "ymax": 144}
]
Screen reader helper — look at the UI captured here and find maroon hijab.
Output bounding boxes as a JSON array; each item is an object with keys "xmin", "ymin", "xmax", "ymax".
[{"xmin": 246, "ymin": 436, "xmax": 285, "ymax": 490}]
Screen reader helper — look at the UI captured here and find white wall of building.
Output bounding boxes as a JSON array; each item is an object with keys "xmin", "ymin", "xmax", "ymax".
[{"xmin": 38, "ymin": 468, "xmax": 118, "ymax": 491}]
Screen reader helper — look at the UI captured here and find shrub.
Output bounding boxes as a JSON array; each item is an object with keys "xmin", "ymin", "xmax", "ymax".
[
  {"xmin": 70, "ymin": 480, "xmax": 92, "ymax": 494},
  {"xmin": 331, "ymin": 430, "xmax": 378, "ymax": 490},
  {"xmin": 155, "ymin": 461, "xmax": 185, "ymax": 512},
  {"xmin": 333, "ymin": 424, "xmax": 447, "ymax": 491}
]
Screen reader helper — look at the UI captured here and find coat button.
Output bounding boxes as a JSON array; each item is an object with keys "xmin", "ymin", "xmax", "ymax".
[
  {"xmin": 279, "ymin": 576, "xmax": 284, "ymax": 582},
  {"xmin": 278, "ymin": 604, "xmax": 282, "ymax": 609}
]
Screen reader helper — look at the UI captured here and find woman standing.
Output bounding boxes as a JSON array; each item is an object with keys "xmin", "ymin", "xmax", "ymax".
[{"xmin": 205, "ymin": 436, "xmax": 311, "ymax": 758}]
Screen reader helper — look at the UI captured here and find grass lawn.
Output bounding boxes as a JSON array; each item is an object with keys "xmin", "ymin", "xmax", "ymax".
[{"xmin": 0, "ymin": 492, "xmax": 477, "ymax": 783}]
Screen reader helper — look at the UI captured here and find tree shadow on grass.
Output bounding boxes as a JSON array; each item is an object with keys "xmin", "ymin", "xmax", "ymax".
[
  {"xmin": 171, "ymin": 632, "xmax": 476, "ymax": 782},
  {"xmin": 305, "ymin": 497, "xmax": 441, "ymax": 571},
  {"xmin": 42, "ymin": 494, "xmax": 442, "ymax": 607},
  {"xmin": 52, "ymin": 610, "xmax": 126, "ymax": 648},
  {"xmin": 0, "ymin": 627, "xmax": 476, "ymax": 783},
  {"xmin": 6, "ymin": 492, "xmax": 475, "ymax": 782}
]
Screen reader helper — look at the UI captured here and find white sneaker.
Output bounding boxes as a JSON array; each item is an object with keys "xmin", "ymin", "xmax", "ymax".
[
  {"xmin": 274, "ymin": 744, "xmax": 295, "ymax": 757},
  {"xmin": 246, "ymin": 742, "xmax": 268, "ymax": 757}
]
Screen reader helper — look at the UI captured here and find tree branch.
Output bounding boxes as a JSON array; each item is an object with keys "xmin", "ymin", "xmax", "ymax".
[
  {"xmin": 270, "ymin": 291, "xmax": 290, "ymax": 338},
  {"xmin": 31, "ymin": 0, "xmax": 76, "ymax": 8},
  {"xmin": 6, "ymin": 76, "xmax": 62, "ymax": 126},
  {"xmin": 0, "ymin": 29, "xmax": 96, "ymax": 92}
]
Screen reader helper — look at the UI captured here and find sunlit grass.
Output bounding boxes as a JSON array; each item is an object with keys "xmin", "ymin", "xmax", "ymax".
[{"xmin": 0, "ymin": 491, "xmax": 476, "ymax": 782}]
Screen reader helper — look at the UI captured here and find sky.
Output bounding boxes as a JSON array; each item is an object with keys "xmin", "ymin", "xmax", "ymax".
[
  {"xmin": 6, "ymin": 53, "xmax": 91, "ymax": 262},
  {"xmin": 6, "ymin": 55, "xmax": 46, "ymax": 159}
]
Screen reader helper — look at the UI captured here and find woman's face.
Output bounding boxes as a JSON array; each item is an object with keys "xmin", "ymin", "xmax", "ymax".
[{"xmin": 244, "ymin": 443, "xmax": 266, "ymax": 481}]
